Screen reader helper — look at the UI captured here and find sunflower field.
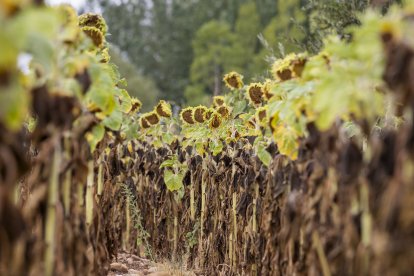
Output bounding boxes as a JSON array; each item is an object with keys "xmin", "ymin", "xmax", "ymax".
[{"xmin": 2, "ymin": 1, "xmax": 414, "ymax": 275}]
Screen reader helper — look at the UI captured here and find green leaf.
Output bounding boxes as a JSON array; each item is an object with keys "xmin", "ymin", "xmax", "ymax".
[
  {"xmin": 195, "ymin": 141, "xmax": 206, "ymax": 156},
  {"xmin": 86, "ymin": 123, "xmax": 105, "ymax": 152},
  {"xmin": 256, "ymin": 143, "xmax": 272, "ymax": 167},
  {"xmin": 116, "ymin": 88, "xmax": 132, "ymax": 113},
  {"xmin": 102, "ymin": 109, "xmax": 122, "ymax": 131},
  {"xmin": 209, "ymin": 139, "xmax": 223, "ymax": 156},
  {"xmin": 160, "ymin": 156, "xmax": 178, "ymax": 169},
  {"xmin": 162, "ymin": 132, "xmax": 175, "ymax": 145},
  {"xmin": 0, "ymin": 81, "xmax": 29, "ymax": 130},
  {"xmin": 164, "ymin": 170, "xmax": 184, "ymax": 192}
]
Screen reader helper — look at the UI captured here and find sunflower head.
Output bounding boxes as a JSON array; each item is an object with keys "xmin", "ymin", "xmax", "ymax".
[
  {"xmin": 139, "ymin": 117, "xmax": 151, "ymax": 129},
  {"xmin": 100, "ymin": 48, "xmax": 110, "ymax": 63},
  {"xmin": 130, "ymin": 98, "xmax": 142, "ymax": 113},
  {"xmin": 272, "ymin": 53, "xmax": 307, "ymax": 81},
  {"xmin": 216, "ymin": 105, "xmax": 231, "ymax": 119},
  {"xmin": 204, "ymin": 108, "xmax": 214, "ymax": 121},
  {"xmin": 246, "ymin": 83, "xmax": 264, "ymax": 106},
  {"xmin": 263, "ymin": 79, "xmax": 274, "ymax": 101},
  {"xmin": 59, "ymin": 4, "xmax": 78, "ymax": 26},
  {"xmin": 143, "ymin": 112, "xmax": 160, "ymax": 125},
  {"xmin": 380, "ymin": 21, "xmax": 401, "ymax": 43},
  {"xmin": 223, "ymin": 71, "xmax": 244, "ymax": 90},
  {"xmin": 0, "ymin": 0, "xmax": 23, "ymax": 17},
  {"xmin": 246, "ymin": 118, "xmax": 256, "ymax": 129},
  {"xmin": 78, "ymin": 13, "xmax": 108, "ymax": 35},
  {"xmin": 155, "ymin": 100, "xmax": 172, "ymax": 118},
  {"xmin": 180, "ymin": 107, "xmax": 195, "ymax": 124},
  {"xmin": 209, "ymin": 112, "xmax": 222, "ymax": 129},
  {"xmin": 193, "ymin": 105, "xmax": 208, "ymax": 123},
  {"xmin": 213, "ymin": 96, "xmax": 225, "ymax": 107},
  {"xmin": 81, "ymin": 26, "xmax": 104, "ymax": 48},
  {"xmin": 291, "ymin": 56, "xmax": 307, "ymax": 78},
  {"xmin": 255, "ymin": 106, "xmax": 268, "ymax": 126}
]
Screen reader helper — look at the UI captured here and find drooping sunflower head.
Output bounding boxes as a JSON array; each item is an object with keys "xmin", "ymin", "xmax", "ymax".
[
  {"xmin": 78, "ymin": 13, "xmax": 108, "ymax": 35},
  {"xmin": 263, "ymin": 79, "xmax": 274, "ymax": 101},
  {"xmin": 139, "ymin": 117, "xmax": 151, "ymax": 129},
  {"xmin": 216, "ymin": 105, "xmax": 231, "ymax": 119},
  {"xmin": 130, "ymin": 97, "xmax": 142, "ymax": 113},
  {"xmin": 100, "ymin": 47, "xmax": 110, "ymax": 63},
  {"xmin": 143, "ymin": 111, "xmax": 160, "ymax": 126},
  {"xmin": 271, "ymin": 53, "xmax": 307, "ymax": 81},
  {"xmin": 246, "ymin": 118, "xmax": 256, "ymax": 129},
  {"xmin": 223, "ymin": 71, "xmax": 244, "ymax": 90},
  {"xmin": 180, "ymin": 107, "xmax": 195, "ymax": 124},
  {"xmin": 380, "ymin": 20, "xmax": 402, "ymax": 43},
  {"xmin": 204, "ymin": 108, "xmax": 214, "ymax": 121},
  {"xmin": 246, "ymin": 83, "xmax": 264, "ymax": 106},
  {"xmin": 155, "ymin": 100, "xmax": 172, "ymax": 118},
  {"xmin": 291, "ymin": 54, "xmax": 307, "ymax": 78},
  {"xmin": 193, "ymin": 105, "xmax": 208, "ymax": 123},
  {"xmin": 209, "ymin": 112, "xmax": 222, "ymax": 129},
  {"xmin": 212, "ymin": 96, "xmax": 225, "ymax": 107},
  {"xmin": 255, "ymin": 106, "xmax": 268, "ymax": 126},
  {"xmin": 59, "ymin": 4, "xmax": 78, "ymax": 26},
  {"xmin": 81, "ymin": 26, "xmax": 104, "ymax": 48}
]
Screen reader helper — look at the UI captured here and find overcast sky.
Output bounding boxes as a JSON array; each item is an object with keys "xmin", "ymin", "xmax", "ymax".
[{"xmin": 47, "ymin": 0, "xmax": 86, "ymax": 10}]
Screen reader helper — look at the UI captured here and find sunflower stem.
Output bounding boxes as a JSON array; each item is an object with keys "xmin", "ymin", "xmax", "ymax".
[
  {"xmin": 45, "ymin": 143, "xmax": 61, "ymax": 276},
  {"xmin": 85, "ymin": 160, "xmax": 94, "ymax": 226}
]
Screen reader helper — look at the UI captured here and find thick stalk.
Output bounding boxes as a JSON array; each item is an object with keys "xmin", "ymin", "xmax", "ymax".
[
  {"xmin": 173, "ymin": 213, "xmax": 178, "ymax": 262},
  {"xmin": 200, "ymin": 173, "xmax": 206, "ymax": 243},
  {"xmin": 313, "ymin": 231, "xmax": 331, "ymax": 276},
  {"xmin": 125, "ymin": 193, "xmax": 131, "ymax": 250},
  {"xmin": 190, "ymin": 172, "xmax": 195, "ymax": 221},
  {"xmin": 63, "ymin": 137, "xmax": 71, "ymax": 216},
  {"xmin": 45, "ymin": 145, "xmax": 61, "ymax": 276},
  {"xmin": 229, "ymin": 233, "xmax": 233, "ymax": 267},
  {"xmin": 63, "ymin": 170, "xmax": 71, "ymax": 216},
  {"xmin": 252, "ymin": 182, "xmax": 259, "ymax": 275},
  {"xmin": 85, "ymin": 160, "xmax": 94, "ymax": 226},
  {"xmin": 97, "ymin": 160, "xmax": 103, "ymax": 197},
  {"xmin": 232, "ymin": 191, "xmax": 237, "ymax": 266}
]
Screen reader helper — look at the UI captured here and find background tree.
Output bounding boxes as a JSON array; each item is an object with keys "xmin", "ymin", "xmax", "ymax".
[
  {"xmin": 91, "ymin": 0, "xmax": 401, "ymax": 105},
  {"xmin": 109, "ymin": 46, "xmax": 160, "ymax": 111},
  {"xmin": 185, "ymin": 20, "xmax": 244, "ymax": 105}
]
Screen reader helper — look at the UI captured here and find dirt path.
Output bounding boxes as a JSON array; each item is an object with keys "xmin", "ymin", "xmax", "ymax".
[{"xmin": 107, "ymin": 252, "xmax": 195, "ymax": 276}]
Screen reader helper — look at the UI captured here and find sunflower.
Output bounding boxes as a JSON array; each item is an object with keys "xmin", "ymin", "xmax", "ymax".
[
  {"xmin": 216, "ymin": 105, "xmax": 231, "ymax": 119},
  {"xmin": 209, "ymin": 112, "xmax": 222, "ymax": 129},
  {"xmin": 78, "ymin": 13, "xmax": 108, "ymax": 35},
  {"xmin": 100, "ymin": 48, "xmax": 110, "ymax": 63},
  {"xmin": 59, "ymin": 4, "xmax": 78, "ymax": 26},
  {"xmin": 130, "ymin": 98, "xmax": 142, "ymax": 113},
  {"xmin": 193, "ymin": 105, "xmax": 208, "ymax": 123},
  {"xmin": 204, "ymin": 108, "xmax": 214, "ymax": 121},
  {"xmin": 263, "ymin": 79, "xmax": 274, "ymax": 101},
  {"xmin": 223, "ymin": 71, "xmax": 243, "ymax": 90},
  {"xmin": 255, "ymin": 106, "xmax": 268, "ymax": 126},
  {"xmin": 139, "ymin": 117, "xmax": 150, "ymax": 129},
  {"xmin": 143, "ymin": 112, "xmax": 160, "ymax": 125},
  {"xmin": 155, "ymin": 100, "xmax": 172, "ymax": 118},
  {"xmin": 213, "ymin": 96, "xmax": 225, "ymax": 107},
  {"xmin": 246, "ymin": 118, "xmax": 256, "ymax": 129},
  {"xmin": 271, "ymin": 53, "xmax": 307, "ymax": 81},
  {"xmin": 0, "ymin": 0, "xmax": 21, "ymax": 17},
  {"xmin": 81, "ymin": 26, "xmax": 104, "ymax": 48},
  {"xmin": 246, "ymin": 83, "xmax": 264, "ymax": 106},
  {"xmin": 180, "ymin": 107, "xmax": 195, "ymax": 124}
]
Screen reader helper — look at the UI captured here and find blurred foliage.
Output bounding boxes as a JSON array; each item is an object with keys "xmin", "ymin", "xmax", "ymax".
[
  {"xmin": 305, "ymin": 0, "xmax": 402, "ymax": 53},
  {"xmin": 91, "ymin": 0, "xmax": 401, "ymax": 106},
  {"xmin": 109, "ymin": 46, "xmax": 160, "ymax": 111}
]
